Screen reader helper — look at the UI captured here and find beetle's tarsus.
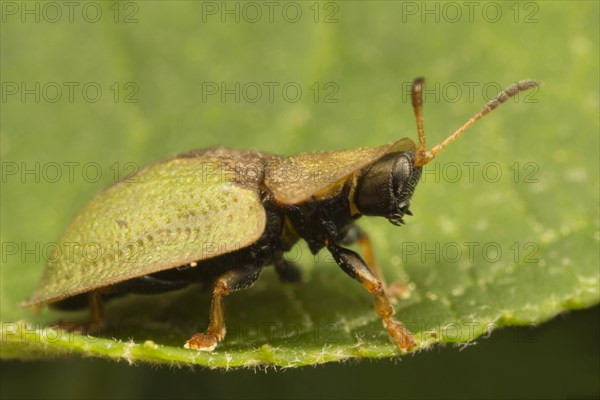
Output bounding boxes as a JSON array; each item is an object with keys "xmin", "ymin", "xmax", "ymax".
[
  {"xmin": 384, "ymin": 318, "xmax": 416, "ymax": 351},
  {"xmin": 184, "ymin": 333, "xmax": 218, "ymax": 352}
]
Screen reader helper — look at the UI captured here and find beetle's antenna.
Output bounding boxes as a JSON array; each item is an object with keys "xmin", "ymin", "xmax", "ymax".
[
  {"xmin": 413, "ymin": 80, "xmax": 540, "ymax": 167},
  {"xmin": 411, "ymin": 77, "xmax": 427, "ymax": 165}
]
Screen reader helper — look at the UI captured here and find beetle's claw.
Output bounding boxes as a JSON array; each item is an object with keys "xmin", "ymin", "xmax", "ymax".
[{"xmin": 185, "ymin": 333, "xmax": 218, "ymax": 352}]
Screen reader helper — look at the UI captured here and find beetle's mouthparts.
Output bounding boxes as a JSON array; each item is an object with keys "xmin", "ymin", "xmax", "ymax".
[
  {"xmin": 388, "ymin": 211, "xmax": 412, "ymax": 226},
  {"xmin": 388, "ymin": 214, "xmax": 406, "ymax": 226},
  {"xmin": 388, "ymin": 202, "xmax": 414, "ymax": 226}
]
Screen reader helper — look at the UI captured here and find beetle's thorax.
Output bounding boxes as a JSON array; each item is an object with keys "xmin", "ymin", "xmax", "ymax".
[
  {"xmin": 281, "ymin": 182, "xmax": 356, "ymax": 254},
  {"xmin": 353, "ymin": 151, "xmax": 422, "ymax": 226},
  {"xmin": 279, "ymin": 152, "xmax": 422, "ymax": 254}
]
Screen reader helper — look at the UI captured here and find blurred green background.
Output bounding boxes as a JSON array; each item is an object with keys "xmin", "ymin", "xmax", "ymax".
[{"xmin": 1, "ymin": 0, "xmax": 598, "ymax": 398}]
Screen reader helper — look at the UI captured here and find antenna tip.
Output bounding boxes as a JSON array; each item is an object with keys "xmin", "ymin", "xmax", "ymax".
[
  {"xmin": 511, "ymin": 80, "xmax": 540, "ymax": 94},
  {"xmin": 411, "ymin": 77, "xmax": 425, "ymax": 111},
  {"xmin": 411, "ymin": 77, "xmax": 425, "ymax": 92},
  {"xmin": 519, "ymin": 80, "xmax": 541, "ymax": 88}
]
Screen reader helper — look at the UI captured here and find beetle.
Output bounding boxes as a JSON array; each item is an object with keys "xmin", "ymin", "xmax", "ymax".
[{"xmin": 24, "ymin": 78, "xmax": 539, "ymax": 351}]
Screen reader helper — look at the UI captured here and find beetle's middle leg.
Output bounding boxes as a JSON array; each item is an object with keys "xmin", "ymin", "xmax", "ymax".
[
  {"xmin": 185, "ymin": 266, "xmax": 262, "ymax": 351},
  {"xmin": 326, "ymin": 239, "xmax": 416, "ymax": 351},
  {"xmin": 274, "ymin": 258, "xmax": 302, "ymax": 283}
]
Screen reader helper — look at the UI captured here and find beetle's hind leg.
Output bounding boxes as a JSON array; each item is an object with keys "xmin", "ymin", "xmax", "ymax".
[
  {"xmin": 326, "ymin": 239, "xmax": 416, "ymax": 351},
  {"xmin": 185, "ymin": 266, "xmax": 262, "ymax": 351},
  {"xmin": 49, "ymin": 291, "xmax": 106, "ymax": 334},
  {"xmin": 88, "ymin": 291, "xmax": 105, "ymax": 328}
]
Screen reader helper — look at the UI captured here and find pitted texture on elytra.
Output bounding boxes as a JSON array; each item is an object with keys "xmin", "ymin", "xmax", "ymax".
[
  {"xmin": 177, "ymin": 147, "xmax": 273, "ymax": 190},
  {"xmin": 265, "ymin": 138, "xmax": 416, "ymax": 204},
  {"xmin": 25, "ymin": 157, "xmax": 266, "ymax": 305}
]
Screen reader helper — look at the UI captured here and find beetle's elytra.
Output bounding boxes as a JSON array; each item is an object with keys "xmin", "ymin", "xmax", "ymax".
[{"xmin": 24, "ymin": 78, "xmax": 539, "ymax": 352}]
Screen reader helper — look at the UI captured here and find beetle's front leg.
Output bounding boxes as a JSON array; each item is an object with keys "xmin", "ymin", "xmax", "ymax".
[
  {"xmin": 338, "ymin": 225, "xmax": 385, "ymax": 287},
  {"xmin": 326, "ymin": 239, "xmax": 416, "ymax": 351},
  {"xmin": 338, "ymin": 224, "xmax": 410, "ymax": 300},
  {"xmin": 185, "ymin": 266, "xmax": 262, "ymax": 351}
]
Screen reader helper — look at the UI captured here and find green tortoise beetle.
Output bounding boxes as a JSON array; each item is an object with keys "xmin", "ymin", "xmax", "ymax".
[{"xmin": 24, "ymin": 78, "xmax": 539, "ymax": 351}]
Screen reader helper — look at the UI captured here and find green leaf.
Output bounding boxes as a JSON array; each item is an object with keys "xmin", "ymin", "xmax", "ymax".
[{"xmin": 1, "ymin": 2, "xmax": 598, "ymax": 368}]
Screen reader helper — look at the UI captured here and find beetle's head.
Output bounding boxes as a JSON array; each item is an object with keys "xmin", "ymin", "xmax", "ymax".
[
  {"xmin": 354, "ymin": 152, "xmax": 422, "ymax": 226},
  {"xmin": 354, "ymin": 77, "xmax": 539, "ymax": 227}
]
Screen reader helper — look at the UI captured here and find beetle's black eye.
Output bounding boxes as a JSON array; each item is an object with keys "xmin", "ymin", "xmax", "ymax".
[
  {"xmin": 355, "ymin": 152, "xmax": 421, "ymax": 224},
  {"xmin": 386, "ymin": 153, "xmax": 421, "ymax": 226},
  {"xmin": 391, "ymin": 156, "xmax": 414, "ymax": 200}
]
